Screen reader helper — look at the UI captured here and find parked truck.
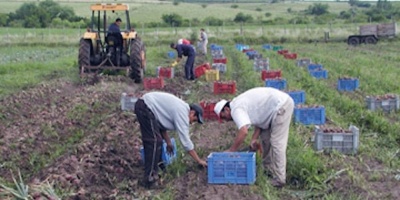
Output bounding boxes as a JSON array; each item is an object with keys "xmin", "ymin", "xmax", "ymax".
[{"xmin": 347, "ymin": 22, "xmax": 397, "ymax": 45}]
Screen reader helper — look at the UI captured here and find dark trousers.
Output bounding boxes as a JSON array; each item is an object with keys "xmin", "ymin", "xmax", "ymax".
[
  {"xmin": 134, "ymin": 99, "xmax": 164, "ymax": 183},
  {"xmin": 185, "ymin": 54, "xmax": 195, "ymax": 80}
]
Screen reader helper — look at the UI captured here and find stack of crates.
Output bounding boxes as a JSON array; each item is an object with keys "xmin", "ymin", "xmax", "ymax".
[
  {"xmin": 314, "ymin": 125, "xmax": 359, "ymax": 154},
  {"xmin": 207, "ymin": 152, "xmax": 256, "ymax": 184},
  {"xmin": 253, "ymin": 58, "xmax": 269, "ymax": 72},
  {"xmin": 212, "ymin": 57, "xmax": 227, "ymax": 73},
  {"xmin": 140, "ymin": 138, "xmax": 177, "ymax": 165},
  {"xmin": 211, "ymin": 44, "xmax": 224, "ymax": 58}
]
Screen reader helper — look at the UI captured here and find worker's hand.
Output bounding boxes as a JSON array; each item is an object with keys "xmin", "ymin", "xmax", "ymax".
[
  {"xmin": 166, "ymin": 142, "xmax": 174, "ymax": 156},
  {"xmin": 198, "ymin": 159, "xmax": 207, "ymax": 168},
  {"xmin": 171, "ymin": 61, "xmax": 178, "ymax": 67},
  {"xmin": 250, "ymin": 139, "xmax": 259, "ymax": 151}
]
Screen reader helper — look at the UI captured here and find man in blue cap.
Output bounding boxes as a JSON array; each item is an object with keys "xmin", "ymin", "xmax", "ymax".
[{"xmin": 134, "ymin": 91, "xmax": 207, "ymax": 189}]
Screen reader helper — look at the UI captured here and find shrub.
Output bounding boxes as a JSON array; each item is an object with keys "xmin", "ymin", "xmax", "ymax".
[
  {"xmin": 256, "ymin": 8, "xmax": 262, "ymax": 12},
  {"xmin": 231, "ymin": 4, "xmax": 238, "ymax": 9},
  {"xmin": 265, "ymin": 12, "xmax": 272, "ymax": 18}
]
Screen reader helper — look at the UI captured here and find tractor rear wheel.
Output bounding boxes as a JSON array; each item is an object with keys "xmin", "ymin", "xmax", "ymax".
[
  {"xmin": 78, "ymin": 38, "xmax": 91, "ymax": 74},
  {"xmin": 130, "ymin": 38, "xmax": 146, "ymax": 83}
]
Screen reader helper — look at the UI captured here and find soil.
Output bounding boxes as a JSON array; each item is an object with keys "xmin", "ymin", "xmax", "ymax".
[{"xmin": 0, "ymin": 66, "xmax": 399, "ymax": 199}]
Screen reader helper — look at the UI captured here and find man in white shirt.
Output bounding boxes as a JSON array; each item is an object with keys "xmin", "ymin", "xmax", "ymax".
[
  {"xmin": 199, "ymin": 28, "xmax": 208, "ymax": 55},
  {"xmin": 135, "ymin": 91, "xmax": 207, "ymax": 189},
  {"xmin": 214, "ymin": 87, "xmax": 294, "ymax": 188}
]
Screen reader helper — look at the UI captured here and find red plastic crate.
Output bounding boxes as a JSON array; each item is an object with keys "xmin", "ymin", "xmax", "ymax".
[
  {"xmin": 157, "ymin": 67, "xmax": 174, "ymax": 78},
  {"xmin": 213, "ymin": 57, "xmax": 227, "ymax": 64},
  {"xmin": 143, "ymin": 77, "xmax": 165, "ymax": 90},
  {"xmin": 194, "ymin": 63, "xmax": 211, "ymax": 78},
  {"xmin": 213, "ymin": 81, "xmax": 236, "ymax": 95},
  {"xmin": 199, "ymin": 101, "xmax": 219, "ymax": 120},
  {"xmin": 283, "ymin": 53, "xmax": 297, "ymax": 60},
  {"xmin": 242, "ymin": 48, "xmax": 254, "ymax": 53},
  {"xmin": 261, "ymin": 69, "xmax": 282, "ymax": 80},
  {"xmin": 277, "ymin": 49, "xmax": 289, "ymax": 55}
]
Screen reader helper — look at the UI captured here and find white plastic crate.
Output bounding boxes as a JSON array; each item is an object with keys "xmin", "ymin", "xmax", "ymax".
[
  {"xmin": 120, "ymin": 93, "xmax": 138, "ymax": 111},
  {"xmin": 365, "ymin": 95, "xmax": 399, "ymax": 113},
  {"xmin": 211, "ymin": 63, "xmax": 227, "ymax": 73},
  {"xmin": 314, "ymin": 125, "xmax": 359, "ymax": 154},
  {"xmin": 253, "ymin": 58, "xmax": 269, "ymax": 72}
]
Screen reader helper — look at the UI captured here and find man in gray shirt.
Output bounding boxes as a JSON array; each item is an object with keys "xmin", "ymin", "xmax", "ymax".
[{"xmin": 134, "ymin": 91, "xmax": 207, "ymax": 188}]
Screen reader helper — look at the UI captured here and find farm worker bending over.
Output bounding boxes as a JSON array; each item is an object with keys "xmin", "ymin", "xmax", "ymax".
[
  {"xmin": 214, "ymin": 87, "xmax": 294, "ymax": 188},
  {"xmin": 177, "ymin": 38, "xmax": 191, "ymax": 45},
  {"xmin": 170, "ymin": 43, "xmax": 196, "ymax": 80},
  {"xmin": 108, "ymin": 18, "xmax": 122, "ymax": 33},
  {"xmin": 134, "ymin": 91, "xmax": 207, "ymax": 189}
]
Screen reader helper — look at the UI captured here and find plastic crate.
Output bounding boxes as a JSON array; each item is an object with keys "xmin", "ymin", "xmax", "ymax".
[
  {"xmin": 213, "ymin": 57, "xmax": 227, "ymax": 64},
  {"xmin": 248, "ymin": 53, "xmax": 263, "ymax": 60},
  {"xmin": 296, "ymin": 58, "xmax": 312, "ymax": 67},
  {"xmin": 277, "ymin": 49, "xmax": 289, "ymax": 55},
  {"xmin": 205, "ymin": 69, "xmax": 220, "ymax": 81},
  {"xmin": 235, "ymin": 44, "xmax": 250, "ymax": 51},
  {"xmin": 207, "ymin": 152, "xmax": 256, "ymax": 184},
  {"xmin": 286, "ymin": 90, "xmax": 306, "ymax": 105},
  {"xmin": 213, "ymin": 81, "xmax": 236, "ymax": 95},
  {"xmin": 143, "ymin": 77, "xmax": 165, "ymax": 90},
  {"xmin": 314, "ymin": 125, "xmax": 359, "ymax": 154},
  {"xmin": 294, "ymin": 106, "xmax": 326, "ymax": 125},
  {"xmin": 120, "ymin": 93, "xmax": 138, "ymax": 111},
  {"xmin": 283, "ymin": 53, "xmax": 297, "ymax": 60},
  {"xmin": 167, "ymin": 51, "xmax": 175, "ymax": 59},
  {"xmin": 194, "ymin": 63, "xmax": 211, "ymax": 78},
  {"xmin": 211, "ymin": 49, "xmax": 224, "ymax": 58},
  {"xmin": 199, "ymin": 101, "xmax": 219, "ymax": 120},
  {"xmin": 337, "ymin": 78, "xmax": 359, "ymax": 91},
  {"xmin": 210, "ymin": 44, "xmax": 223, "ymax": 50},
  {"xmin": 307, "ymin": 63, "xmax": 323, "ymax": 71},
  {"xmin": 212, "ymin": 63, "xmax": 227, "ymax": 73},
  {"xmin": 365, "ymin": 95, "xmax": 400, "ymax": 113},
  {"xmin": 261, "ymin": 69, "xmax": 282, "ymax": 80},
  {"xmin": 265, "ymin": 78, "xmax": 287, "ymax": 90},
  {"xmin": 253, "ymin": 58, "xmax": 269, "ymax": 72},
  {"xmin": 272, "ymin": 45, "xmax": 283, "ymax": 51},
  {"xmin": 156, "ymin": 66, "xmax": 174, "ymax": 78},
  {"xmin": 140, "ymin": 138, "xmax": 177, "ymax": 165},
  {"xmin": 262, "ymin": 44, "xmax": 272, "ymax": 50},
  {"xmin": 309, "ymin": 69, "xmax": 328, "ymax": 79},
  {"xmin": 242, "ymin": 48, "xmax": 255, "ymax": 53}
]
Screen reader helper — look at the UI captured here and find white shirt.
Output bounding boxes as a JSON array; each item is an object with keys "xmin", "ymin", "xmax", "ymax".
[{"xmin": 230, "ymin": 87, "xmax": 290, "ymax": 130}]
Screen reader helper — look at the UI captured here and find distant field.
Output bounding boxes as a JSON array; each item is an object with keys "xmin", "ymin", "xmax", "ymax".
[{"xmin": 0, "ymin": 0, "xmax": 353, "ymax": 23}]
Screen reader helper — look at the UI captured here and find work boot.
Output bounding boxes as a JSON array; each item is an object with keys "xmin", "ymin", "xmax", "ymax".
[{"xmin": 270, "ymin": 178, "xmax": 285, "ymax": 189}]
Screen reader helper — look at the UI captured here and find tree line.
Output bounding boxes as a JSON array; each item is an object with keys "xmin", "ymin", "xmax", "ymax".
[{"xmin": 0, "ymin": 0, "xmax": 398, "ymax": 29}]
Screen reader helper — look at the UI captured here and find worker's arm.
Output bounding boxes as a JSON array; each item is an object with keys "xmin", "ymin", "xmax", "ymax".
[
  {"xmin": 161, "ymin": 131, "xmax": 174, "ymax": 155},
  {"xmin": 250, "ymin": 127, "xmax": 261, "ymax": 150},
  {"xmin": 227, "ymin": 125, "xmax": 248, "ymax": 152},
  {"xmin": 188, "ymin": 149, "xmax": 207, "ymax": 167}
]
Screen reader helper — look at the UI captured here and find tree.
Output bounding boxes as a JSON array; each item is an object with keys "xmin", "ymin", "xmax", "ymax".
[
  {"xmin": 306, "ymin": 3, "xmax": 330, "ymax": 16},
  {"xmin": 234, "ymin": 12, "xmax": 253, "ymax": 23},
  {"xmin": 0, "ymin": 13, "xmax": 8, "ymax": 26},
  {"xmin": 162, "ymin": 13, "xmax": 184, "ymax": 27}
]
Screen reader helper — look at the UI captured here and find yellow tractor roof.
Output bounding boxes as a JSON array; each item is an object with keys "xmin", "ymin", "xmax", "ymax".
[{"xmin": 90, "ymin": 3, "xmax": 129, "ymax": 11}]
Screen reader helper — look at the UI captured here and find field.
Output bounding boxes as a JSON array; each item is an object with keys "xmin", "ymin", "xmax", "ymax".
[{"xmin": 1, "ymin": 1, "xmax": 400, "ymax": 200}]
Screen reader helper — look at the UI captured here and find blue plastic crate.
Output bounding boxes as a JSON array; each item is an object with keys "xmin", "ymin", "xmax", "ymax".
[
  {"xmin": 307, "ymin": 63, "xmax": 323, "ymax": 71},
  {"xmin": 265, "ymin": 79, "xmax": 287, "ymax": 90},
  {"xmin": 309, "ymin": 69, "xmax": 328, "ymax": 79},
  {"xmin": 140, "ymin": 138, "xmax": 177, "ymax": 165},
  {"xmin": 287, "ymin": 90, "xmax": 306, "ymax": 105},
  {"xmin": 208, "ymin": 152, "xmax": 256, "ymax": 184},
  {"xmin": 235, "ymin": 44, "xmax": 250, "ymax": 51},
  {"xmin": 294, "ymin": 106, "xmax": 326, "ymax": 125},
  {"xmin": 337, "ymin": 78, "xmax": 359, "ymax": 91},
  {"xmin": 245, "ymin": 50, "xmax": 258, "ymax": 56},
  {"xmin": 262, "ymin": 44, "xmax": 272, "ymax": 50},
  {"xmin": 167, "ymin": 51, "xmax": 175, "ymax": 59}
]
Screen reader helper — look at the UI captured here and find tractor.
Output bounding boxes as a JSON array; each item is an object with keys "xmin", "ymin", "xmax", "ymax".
[{"xmin": 78, "ymin": 3, "xmax": 145, "ymax": 83}]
